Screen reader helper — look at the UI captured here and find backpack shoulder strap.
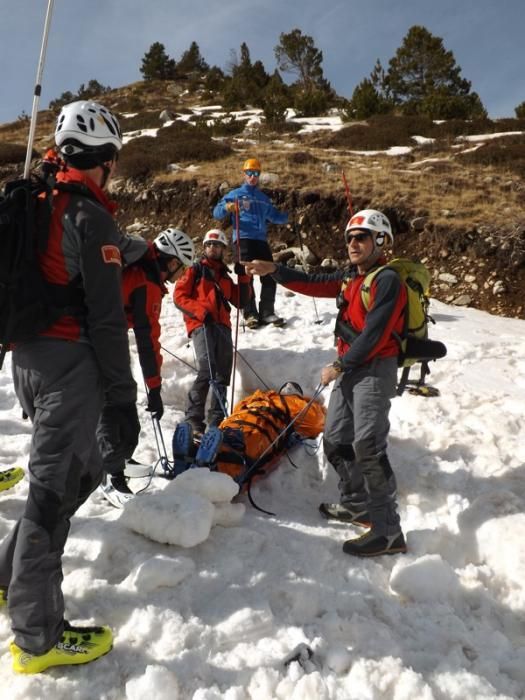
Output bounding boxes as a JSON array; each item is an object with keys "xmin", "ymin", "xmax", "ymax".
[{"xmin": 360, "ymin": 263, "xmax": 389, "ymax": 310}]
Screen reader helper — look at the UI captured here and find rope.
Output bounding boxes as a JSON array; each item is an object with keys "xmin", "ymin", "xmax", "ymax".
[{"xmin": 160, "ymin": 344, "xmax": 197, "ymax": 372}]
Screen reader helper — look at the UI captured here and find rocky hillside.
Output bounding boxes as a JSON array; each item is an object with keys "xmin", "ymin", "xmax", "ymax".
[{"xmin": 1, "ymin": 80, "xmax": 524, "ymax": 319}]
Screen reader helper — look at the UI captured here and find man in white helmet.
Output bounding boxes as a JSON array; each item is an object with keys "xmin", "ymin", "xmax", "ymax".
[
  {"xmin": 244, "ymin": 209, "xmax": 408, "ymax": 558},
  {"xmin": 174, "ymin": 228, "xmax": 251, "ymax": 436},
  {"xmin": 97, "ymin": 227, "xmax": 195, "ymax": 507},
  {"xmin": 0, "ymin": 101, "xmax": 143, "ymax": 673}
]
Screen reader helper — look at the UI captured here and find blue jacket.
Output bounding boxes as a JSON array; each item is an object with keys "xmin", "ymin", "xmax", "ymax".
[{"xmin": 213, "ymin": 183, "xmax": 288, "ymax": 242}]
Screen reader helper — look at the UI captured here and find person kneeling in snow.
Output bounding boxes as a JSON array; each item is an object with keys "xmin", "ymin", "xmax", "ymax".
[
  {"xmin": 244, "ymin": 210, "xmax": 407, "ymax": 558},
  {"xmin": 97, "ymin": 227, "xmax": 195, "ymax": 508},
  {"xmin": 174, "ymin": 229, "xmax": 251, "ymax": 437}
]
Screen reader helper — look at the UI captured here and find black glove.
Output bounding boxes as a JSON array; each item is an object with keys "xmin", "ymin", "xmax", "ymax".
[
  {"xmin": 146, "ymin": 386, "xmax": 164, "ymax": 421},
  {"xmin": 234, "ymin": 261, "xmax": 245, "ymax": 275},
  {"xmin": 203, "ymin": 312, "xmax": 214, "ymax": 326},
  {"xmin": 100, "ymin": 403, "xmax": 140, "ymax": 461}
]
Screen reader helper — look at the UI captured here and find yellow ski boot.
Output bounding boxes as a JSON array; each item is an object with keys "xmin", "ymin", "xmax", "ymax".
[
  {"xmin": 0, "ymin": 467, "xmax": 24, "ymax": 492},
  {"xmin": 10, "ymin": 621, "xmax": 113, "ymax": 674}
]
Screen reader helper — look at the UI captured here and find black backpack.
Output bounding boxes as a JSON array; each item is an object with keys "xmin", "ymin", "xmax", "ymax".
[{"xmin": 0, "ymin": 172, "xmax": 90, "ymax": 368}]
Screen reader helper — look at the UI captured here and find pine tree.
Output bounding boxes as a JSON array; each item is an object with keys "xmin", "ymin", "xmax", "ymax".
[
  {"xmin": 77, "ymin": 80, "xmax": 112, "ymax": 100},
  {"xmin": 140, "ymin": 42, "xmax": 177, "ymax": 81},
  {"xmin": 204, "ymin": 66, "xmax": 226, "ymax": 93},
  {"xmin": 346, "ymin": 79, "xmax": 388, "ymax": 120},
  {"xmin": 177, "ymin": 41, "xmax": 209, "ymax": 75},
  {"xmin": 274, "ymin": 29, "xmax": 333, "ymax": 116},
  {"xmin": 275, "ymin": 28, "xmax": 325, "ymax": 92},
  {"xmin": 222, "ymin": 43, "xmax": 269, "ymax": 109},
  {"xmin": 49, "ymin": 80, "xmax": 111, "ymax": 110},
  {"xmin": 262, "ymin": 70, "xmax": 290, "ymax": 127},
  {"xmin": 385, "ymin": 26, "xmax": 486, "ymax": 118},
  {"xmin": 515, "ymin": 101, "xmax": 525, "ymax": 118}
]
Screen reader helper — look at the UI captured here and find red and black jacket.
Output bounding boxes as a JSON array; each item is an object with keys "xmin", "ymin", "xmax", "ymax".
[
  {"xmin": 272, "ymin": 257, "xmax": 407, "ymax": 370},
  {"xmin": 38, "ymin": 167, "xmax": 136, "ymax": 405},
  {"xmin": 123, "ymin": 258, "xmax": 165, "ymax": 390},
  {"xmin": 174, "ymin": 257, "xmax": 251, "ymax": 336}
]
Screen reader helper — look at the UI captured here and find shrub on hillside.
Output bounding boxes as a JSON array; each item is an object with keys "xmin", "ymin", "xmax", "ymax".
[
  {"xmin": 193, "ymin": 114, "xmax": 247, "ymax": 137},
  {"xmin": 118, "ymin": 122, "xmax": 232, "ymax": 178},
  {"xmin": 263, "ymin": 120, "xmax": 302, "ymax": 134},
  {"xmin": 458, "ymin": 139, "xmax": 525, "ymax": 177},
  {"xmin": 287, "ymin": 151, "xmax": 319, "ymax": 165},
  {"xmin": 321, "ymin": 115, "xmax": 434, "ymax": 150},
  {"xmin": 0, "ymin": 143, "xmax": 39, "ymax": 165},
  {"xmin": 120, "ymin": 111, "xmax": 163, "ymax": 132}
]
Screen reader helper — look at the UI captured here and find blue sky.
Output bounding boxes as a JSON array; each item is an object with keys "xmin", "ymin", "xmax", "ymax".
[{"xmin": 1, "ymin": 0, "xmax": 524, "ymax": 125}]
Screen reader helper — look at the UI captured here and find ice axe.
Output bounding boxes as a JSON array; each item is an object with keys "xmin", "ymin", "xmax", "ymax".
[{"xmin": 24, "ymin": 0, "xmax": 55, "ymax": 178}]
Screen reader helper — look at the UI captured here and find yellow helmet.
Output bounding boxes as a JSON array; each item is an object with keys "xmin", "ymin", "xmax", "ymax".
[{"xmin": 243, "ymin": 158, "xmax": 261, "ymax": 172}]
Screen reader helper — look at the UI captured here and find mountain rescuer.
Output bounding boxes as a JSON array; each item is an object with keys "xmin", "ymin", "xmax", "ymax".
[
  {"xmin": 213, "ymin": 157, "xmax": 288, "ymax": 328},
  {"xmin": 243, "ymin": 209, "xmax": 408, "ymax": 558},
  {"xmin": 0, "ymin": 100, "xmax": 142, "ymax": 673},
  {"xmin": 174, "ymin": 228, "xmax": 251, "ymax": 436},
  {"xmin": 98, "ymin": 227, "xmax": 195, "ymax": 507}
]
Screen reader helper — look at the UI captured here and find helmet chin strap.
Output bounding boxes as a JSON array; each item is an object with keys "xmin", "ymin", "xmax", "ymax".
[{"xmin": 99, "ymin": 162, "xmax": 112, "ymax": 189}]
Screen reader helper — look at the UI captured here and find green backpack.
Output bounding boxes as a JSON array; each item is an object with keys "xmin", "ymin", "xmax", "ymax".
[{"xmin": 361, "ymin": 258, "xmax": 446, "ymax": 394}]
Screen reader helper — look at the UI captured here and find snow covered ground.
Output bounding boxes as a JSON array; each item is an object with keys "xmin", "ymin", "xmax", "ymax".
[{"xmin": 1, "ymin": 277, "xmax": 525, "ymax": 699}]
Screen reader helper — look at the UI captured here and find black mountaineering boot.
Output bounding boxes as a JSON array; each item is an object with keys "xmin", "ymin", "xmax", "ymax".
[{"xmin": 342, "ymin": 530, "xmax": 407, "ymax": 557}]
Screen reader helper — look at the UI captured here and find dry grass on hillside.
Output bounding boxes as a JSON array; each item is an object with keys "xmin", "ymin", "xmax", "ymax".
[{"xmin": 1, "ymin": 79, "xmax": 524, "ymax": 238}]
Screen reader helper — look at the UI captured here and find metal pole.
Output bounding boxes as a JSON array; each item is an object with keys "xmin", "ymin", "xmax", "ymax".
[{"xmin": 24, "ymin": 0, "xmax": 55, "ymax": 178}]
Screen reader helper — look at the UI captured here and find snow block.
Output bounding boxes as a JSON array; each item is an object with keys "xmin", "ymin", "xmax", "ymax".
[
  {"xmin": 121, "ymin": 489, "xmax": 214, "ymax": 547},
  {"xmin": 126, "ymin": 665, "xmax": 180, "ymax": 700},
  {"xmin": 389, "ymin": 553, "xmax": 459, "ymax": 602},
  {"xmin": 122, "ymin": 554, "xmax": 196, "ymax": 593},
  {"xmin": 170, "ymin": 466, "xmax": 239, "ymax": 503}
]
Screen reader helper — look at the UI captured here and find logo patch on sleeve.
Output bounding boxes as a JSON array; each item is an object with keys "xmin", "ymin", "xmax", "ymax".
[{"xmin": 101, "ymin": 245, "xmax": 122, "ymax": 266}]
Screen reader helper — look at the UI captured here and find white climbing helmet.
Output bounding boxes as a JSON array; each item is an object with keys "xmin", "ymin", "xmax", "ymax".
[
  {"xmin": 345, "ymin": 209, "xmax": 394, "ymax": 247},
  {"xmin": 55, "ymin": 100, "xmax": 123, "ymax": 152},
  {"xmin": 203, "ymin": 228, "xmax": 228, "ymax": 246},
  {"xmin": 154, "ymin": 228, "xmax": 195, "ymax": 266}
]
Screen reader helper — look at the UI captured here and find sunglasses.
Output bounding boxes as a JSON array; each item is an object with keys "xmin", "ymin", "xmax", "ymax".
[
  {"xmin": 345, "ymin": 231, "xmax": 371, "ymax": 243},
  {"xmin": 205, "ymin": 241, "xmax": 224, "ymax": 247},
  {"xmin": 244, "ymin": 170, "xmax": 260, "ymax": 177}
]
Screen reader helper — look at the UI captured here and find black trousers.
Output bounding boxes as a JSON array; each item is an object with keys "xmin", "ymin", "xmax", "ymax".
[{"xmin": 236, "ymin": 239, "xmax": 276, "ymax": 318}]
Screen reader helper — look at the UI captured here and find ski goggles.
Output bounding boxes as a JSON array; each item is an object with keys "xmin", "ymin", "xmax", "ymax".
[
  {"xmin": 244, "ymin": 170, "xmax": 260, "ymax": 177},
  {"xmin": 344, "ymin": 231, "xmax": 371, "ymax": 244}
]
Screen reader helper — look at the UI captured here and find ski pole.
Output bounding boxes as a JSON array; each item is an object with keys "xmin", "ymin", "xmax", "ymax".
[
  {"xmin": 292, "ymin": 213, "xmax": 322, "ymax": 325},
  {"xmin": 341, "ymin": 170, "xmax": 354, "ymax": 217},
  {"xmin": 230, "ymin": 199, "xmax": 241, "ymax": 408},
  {"xmin": 148, "ymin": 414, "xmax": 176, "ymax": 481},
  {"xmin": 24, "ymin": 0, "xmax": 55, "ymax": 179}
]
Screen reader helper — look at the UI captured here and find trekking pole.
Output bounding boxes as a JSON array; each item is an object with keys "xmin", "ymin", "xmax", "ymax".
[
  {"xmin": 202, "ymin": 324, "xmax": 229, "ymax": 419},
  {"xmin": 230, "ymin": 199, "xmax": 242, "ymax": 408},
  {"xmin": 341, "ymin": 170, "xmax": 354, "ymax": 217},
  {"xmin": 292, "ymin": 212, "xmax": 322, "ymax": 324},
  {"xmin": 160, "ymin": 344, "xmax": 197, "ymax": 372},
  {"xmin": 148, "ymin": 414, "xmax": 175, "ymax": 480},
  {"xmin": 24, "ymin": 0, "xmax": 55, "ymax": 179}
]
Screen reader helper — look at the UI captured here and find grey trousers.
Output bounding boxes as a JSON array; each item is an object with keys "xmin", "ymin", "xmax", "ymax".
[
  {"xmin": 186, "ymin": 324, "xmax": 233, "ymax": 429},
  {"xmin": 0, "ymin": 340, "xmax": 104, "ymax": 654},
  {"xmin": 323, "ymin": 356, "xmax": 401, "ymax": 535}
]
